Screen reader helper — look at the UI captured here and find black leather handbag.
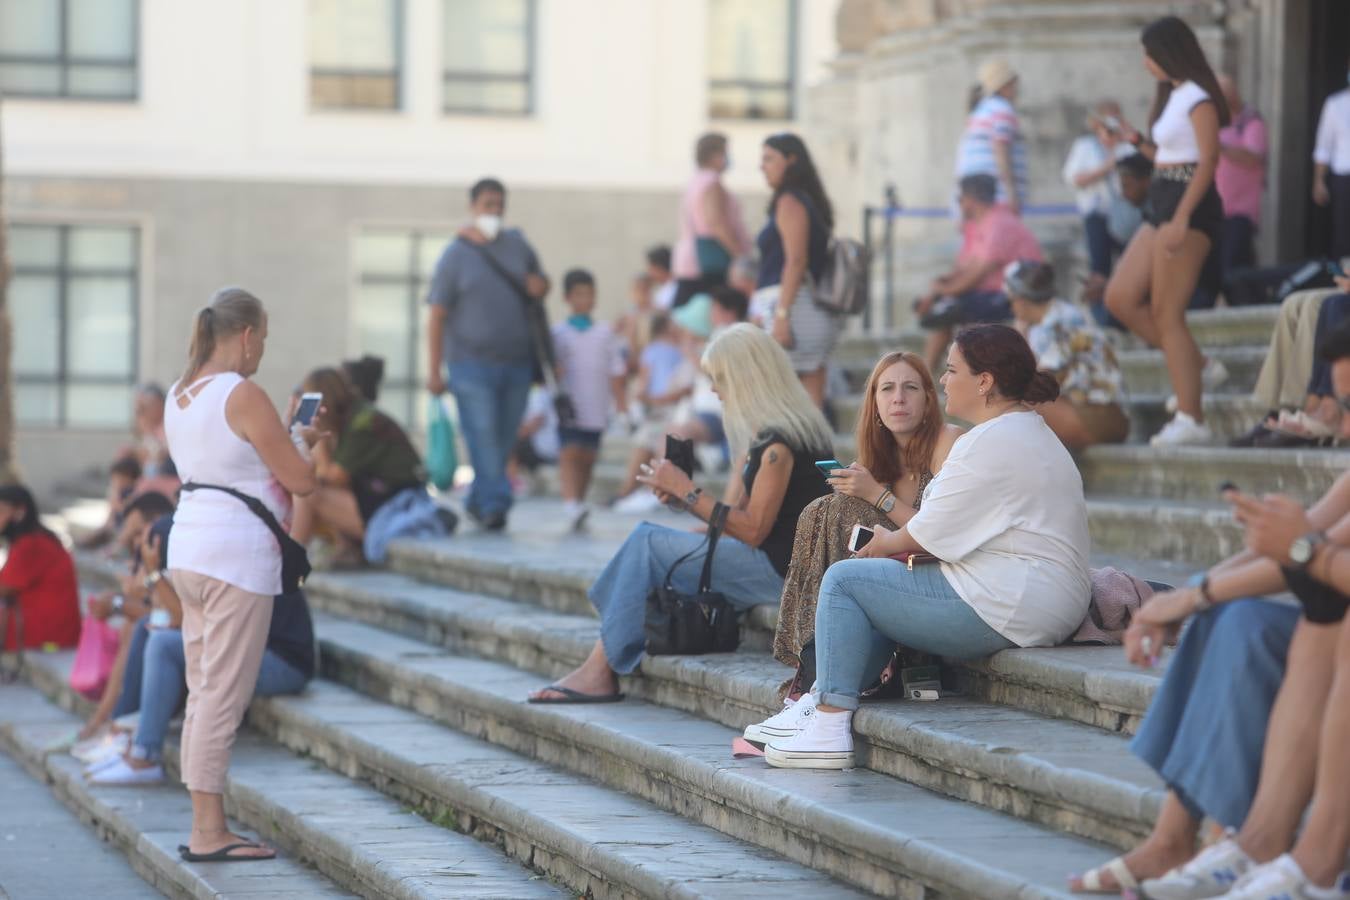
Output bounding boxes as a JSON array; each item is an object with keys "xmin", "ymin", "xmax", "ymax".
[
  {"xmin": 180, "ymin": 483, "xmax": 311, "ymax": 593},
  {"xmin": 644, "ymin": 503, "xmax": 740, "ymax": 655}
]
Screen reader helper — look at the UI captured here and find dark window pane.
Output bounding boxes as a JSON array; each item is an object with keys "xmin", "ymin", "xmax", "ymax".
[
  {"xmin": 9, "ymin": 225, "xmax": 62, "ymax": 268},
  {"xmin": 67, "ymin": 0, "xmax": 137, "ymax": 58},
  {"xmin": 443, "ymin": 78, "xmax": 527, "ymax": 114},
  {"xmin": 67, "ymin": 384, "xmax": 135, "ymax": 428},
  {"xmin": 0, "ymin": 62, "xmax": 62, "ymax": 95},
  {"xmin": 15, "ymin": 385, "xmax": 59, "ymax": 427},
  {"xmin": 443, "ymin": 0, "xmax": 528, "ymax": 74},
  {"xmin": 66, "ymin": 65, "xmax": 136, "ymax": 98},
  {"xmin": 310, "ymin": 0, "xmax": 401, "ymax": 110},
  {"xmin": 10, "ymin": 275, "xmax": 61, "ymax": 377},
  {"xmin": 0, "ymin": 0, "xmax": 60, "ymax": 56},
  {"xmin": 67, "ymin": 276, "xmax": 135, "ymax": 377},
  {"xmin": 69, "ymin": 226, "xmax": 137, "ymax": 269},
  {"xmin": 707, "ymin": 0, "xmax": 794, "ymax": 120},
  {"xmin": 709, "ymin": 83, "xmax": 792, "ymax": 121}
]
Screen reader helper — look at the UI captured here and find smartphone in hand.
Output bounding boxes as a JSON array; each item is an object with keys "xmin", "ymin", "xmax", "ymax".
[
  {"xmin": 292, "ymin": 392, "xmax": 322, "ymax": 427},
  {"xmin": 815, "ymin": 459, "xmax": 844, "ymax": 477},
  {"xmin": 848, "ymin": 524, "xmax": 875, "ymax": 553}
]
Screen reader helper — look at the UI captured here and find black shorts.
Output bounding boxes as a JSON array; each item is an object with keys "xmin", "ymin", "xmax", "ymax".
[{"xmin": 1146, "ymin": 177, "xmax": 1223, "ymax": 246}]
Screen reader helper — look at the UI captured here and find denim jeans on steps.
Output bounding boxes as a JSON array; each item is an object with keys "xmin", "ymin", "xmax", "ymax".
[
  {"xmin": 590, "ymin": 522, "xmax": 785, "ymax": 675},
  {"xmin": 448, "ymin": 360, "xmax": 534, "ymax": 520},
  {"xmin": 813, "ymin": 558, "xmax": 1015, "ymax": 710},
  {"xmin": 130, "ymin": 627, "xmax": 309, "ymax": 763}
]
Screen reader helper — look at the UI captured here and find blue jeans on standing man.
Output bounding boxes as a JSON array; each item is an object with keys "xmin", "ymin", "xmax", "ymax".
[
  {"xmin": 590, "ymin": 522, "xmax": 785, "ymax": 674},
  {"xmin": 129, "ymin": 627, "xmax": 310, "ymax": 763},
  {"xmin": 448, "ymin": 359, "xmax": 534, "ymax": 521},
  {"xmin": 1130, "ymin": 596, "xmax": 1300, "ymax": 828},
  {"xmin": 813, "ymin": 558, "xmax": 1015, "ymax": 710}
]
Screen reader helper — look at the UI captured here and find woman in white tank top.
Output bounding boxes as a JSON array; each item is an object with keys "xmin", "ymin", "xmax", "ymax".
[
  {"xmin": 1103, "ymin": 16, "xmax": 1231, "ymax": 449},
  {"xmin": 163, "ymin": 287, "xmax": 319, "ymax": 863}
]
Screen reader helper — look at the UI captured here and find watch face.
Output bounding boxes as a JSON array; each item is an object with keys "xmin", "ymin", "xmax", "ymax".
[{"xmin": 1290, "ymin": 537, "xmax": 1313, "ymax": 565}]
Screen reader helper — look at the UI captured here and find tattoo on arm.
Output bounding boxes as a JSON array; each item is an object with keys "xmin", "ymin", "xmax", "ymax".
[{"xmin": 767, "ymin": 450, "xmax": 779, "ymax": 464}]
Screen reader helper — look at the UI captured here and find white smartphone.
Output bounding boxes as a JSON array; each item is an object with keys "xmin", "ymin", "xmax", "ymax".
[
  {"xmin": 848, "ymin": 524, "xmax": 875, "ymax": 554},
  {"xmin": 292, "ymin": 392, "xmax": 322, "ymax": 427}
]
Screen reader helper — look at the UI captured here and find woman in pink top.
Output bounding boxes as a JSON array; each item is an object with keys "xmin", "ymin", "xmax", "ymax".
[{"xmin": 671, "ymin": 132, "xmax": 750, "ymax": 308}]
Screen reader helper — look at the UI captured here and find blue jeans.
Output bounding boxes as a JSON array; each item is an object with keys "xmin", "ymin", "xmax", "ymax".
[
  {"xmin": 814, "ymin": 559, "xmax": 1015, "ymax": 710},
  {"xmin": 590, "ymin": 522, "xmax": 785, "ymax": 674},
  {"xmin": 1083, "ymin": 212, "xmax": 1117, "ymax": 277},
  {"xmin": 448, "ymin": 360, "xmax": 534, "ymax": 519},
  {"xmin": 1308, "ymin": 294, "xmax": 1350, "ymax": 397},
  {"xmin": 112, "ymin": 618, "xmax": 151, "ymax": 719},
  {"xmin": 1130, "ymin": 597, "xmax": 1300, "ymax": 828},
  {"xmin": 130, "ymin": 628, "xmax": 309, "ymax": 762}
]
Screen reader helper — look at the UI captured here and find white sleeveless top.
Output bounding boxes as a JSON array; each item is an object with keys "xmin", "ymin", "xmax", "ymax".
[
  {"xmin": 1153, "ymin": 81, "xmax": 1212, "ymax": 166},
  {"xmin": 164, "ymin": 373, "xmax": 289, "ymax": 596}
]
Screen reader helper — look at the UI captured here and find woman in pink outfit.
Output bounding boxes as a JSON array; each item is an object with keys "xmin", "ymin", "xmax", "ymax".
[{"xmin": 671, "ymin": 132, "xmax": 751, "ymax": 309}]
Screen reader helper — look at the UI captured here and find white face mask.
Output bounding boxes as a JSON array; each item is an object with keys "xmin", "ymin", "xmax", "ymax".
[{"xmin": 474, "ymin": 214, "xmax": 502, "ymax": 241}]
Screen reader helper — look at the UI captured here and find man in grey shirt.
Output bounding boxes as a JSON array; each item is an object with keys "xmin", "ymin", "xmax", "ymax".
[{"xmin": 426, "ymin": 177, "xmax": 549, "ymax": 530}]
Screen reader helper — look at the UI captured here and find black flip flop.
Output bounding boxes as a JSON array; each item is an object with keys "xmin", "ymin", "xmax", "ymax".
[
  {"xmin": 528, "ymin": 685, "xmax": 625, "ymax": 704},
  {"xmin": 178, "ymin": 842, "xmax": 276, "ymax": 863}
]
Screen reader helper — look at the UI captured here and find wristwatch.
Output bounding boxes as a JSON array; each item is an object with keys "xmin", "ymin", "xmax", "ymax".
[
  {"xmin": 1290, "ymin": 531, "xmax": 1328, "ymax": 569},
  {"xmin": 876, "ymin": 490, "xmax": 896, "ymax": 514},
  {"xmin": 684, "ymin": 487, "xmax": 703, "ymax": 509},
  {"xmin": 143, "ymin": 570, "xmax": 163, "ymax": 592},
  {"xmin": 773, "ymin": 306, "xmax": 791, "ymax": 321}
]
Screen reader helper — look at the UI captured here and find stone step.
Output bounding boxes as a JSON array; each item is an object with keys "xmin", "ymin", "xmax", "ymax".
[
  {"xmin": 0, "ymin": 684, "xmax": 356, "ymax": 900},
  {"xmin": 307, "ymin": 612, "xmax": 1122, "ymax": 899},
  {"xmin": 0, "ymin": 748, "xmax": 160, "ymax": 900},
  {"xmin": 1077, "ymin": 445, "xmax": 1346, "ymax": 504},
  {"xmin": 301, "ymin": 570, "xmax": 1165, "ymax": 849},
  {"xmin": 248, "ymin": 682, "xmax": 873, "ymax": 899},
  {"xmin": 15, "ymin": 657, "xmax": 577, "ymax": 900}
]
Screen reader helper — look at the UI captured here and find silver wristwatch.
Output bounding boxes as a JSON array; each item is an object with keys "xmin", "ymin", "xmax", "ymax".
[
  {"xmin": 1290, "ymin": 531, "xmax": 1327, "ymax": 568},
  {"xmin": 684, "ymin": 487, "xmax": 703, "ymax": 509},
  {"xmin": 877, "ymin": 491, "xmax": 896, "ymax": 514}
]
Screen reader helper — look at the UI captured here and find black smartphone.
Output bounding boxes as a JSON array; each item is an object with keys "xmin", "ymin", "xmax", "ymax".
[
  {"xmin": 292, "ymin": 392, "xmax": 322, "ymax": 427},
  {"xmin": 848, "ymin": 524, "xmax": 875, "ymax": 553},
  {"xmin": 815, "ymin": 459, "xmax": 844, "ymax": 476},
  {"xmin": 665, "ymin": 435, "xmax": 695, "ymax": 479}
]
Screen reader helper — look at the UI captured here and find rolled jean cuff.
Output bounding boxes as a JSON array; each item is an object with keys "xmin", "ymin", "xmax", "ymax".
[
  {"xmin": 129, "ymin": 742, "xmax": 162, "ymax": 764},
  {"xmin": 817, "ymin": 689, "xmax": 861, "ymax": 711}
]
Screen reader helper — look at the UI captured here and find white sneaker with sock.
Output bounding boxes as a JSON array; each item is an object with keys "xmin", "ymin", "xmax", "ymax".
[
  {"xmin": 87, "ymin": 757, "xmax": 164, "ymax": 785},
  {"xmin": 1221, "ymin": 854, "xmax": 1350, "ymax": 899},
  {"xmin": 1151, "ymin": 411, "xmax": 1214, "ymax": 447},
  {"xmin": 613, "ymin": 491, "xmax": 662, "ymax": 514},
  {"xmin": 1136, "ymin": 837, "xmax": 1253, "ymax": 899},
  {"xmin": 71, "ymin": 729, "xmax": 127, "ymax": 764},
  {"xmin": 743, "ymin": 693, "xmax": 812, "ymax": 746},
  {"xmin": 764, "ymin": 702, "xmax": 853, "ymax": 769}
]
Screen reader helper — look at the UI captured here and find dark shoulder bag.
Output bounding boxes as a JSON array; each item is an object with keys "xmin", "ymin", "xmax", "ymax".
[
  {"xmin": 644, "ymin": 502, "xmax": 740, "ymax": 655},
  {"xmin": 180, "ymin": 483, "xmax": 311, "ymax": 593},
  {"xmin": 465, "ymin": 242, "xmax": 578, "ymax": 427}
]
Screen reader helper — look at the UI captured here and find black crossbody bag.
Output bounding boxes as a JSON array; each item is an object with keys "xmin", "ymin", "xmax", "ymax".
[
  {"xmin": 180, "ymin": 483, "xmax": 311, "ymax": 593},
  {"xmin": 466, "ymin": 242, "xmax": 578, "ymax": 427},
  {"xmin": 643, "ymin": 502, "xmax": 740, "ymax": 655}
]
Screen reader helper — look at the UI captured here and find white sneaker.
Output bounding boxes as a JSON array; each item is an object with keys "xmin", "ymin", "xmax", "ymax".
[
  {"xmin": 71, "ymin": 729, "xmax": 128, "ymax": 764},
  {"xmin": 1151, "ymin": 412, "xmax": 1214, "ymax": 447},
  {"xmin": 563, "ymin": 501, "xmax": 590, "ymax": 532},
  {"xmin": 743, "ymin": 694, "xmax": 813, "ymax": 746},
  {"xmin": 82, "ymin": 743, "xmax": 128, "ymax": 774},
  {"xmin": 1221, "ymin": 854, "xmax": 1350, "ymax": 899},
  {"xmin": 764, "ymin": 703, "xmax": 854, "ymax": 769},
  {"xmin": 613, "ymin": 491, "xmax": 662, "ymax": 514},
  {"xmin": 1135, "ymin": 837, "xmax": 1253, "ymax": 899},
  {"xmin": 87, "ymin": 758, "xmax": 164, "ymax": 786}
]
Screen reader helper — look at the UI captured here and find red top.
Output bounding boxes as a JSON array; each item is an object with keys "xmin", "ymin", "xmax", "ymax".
[
  {"xmin": 1, "ymin": 530, "xmax": 81, "ymax": 651},
  {"xmin": 958, "ymin": 207, "xmax": 1045, "ymax": 292}
]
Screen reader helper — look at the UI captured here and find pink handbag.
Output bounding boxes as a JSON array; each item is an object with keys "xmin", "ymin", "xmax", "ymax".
[{"xmin": 69, "ymin": 615, "xmax": 120, "ymax": 700}]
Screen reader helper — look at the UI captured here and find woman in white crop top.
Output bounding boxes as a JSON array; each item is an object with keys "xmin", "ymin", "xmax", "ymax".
[
  {"xmin": 163, "ymin": 287, "xmax": 319, "ymax": 863},
  {"xmin": 1104, "ymin": 15, "xmax": 1231, "ymax": 449}
]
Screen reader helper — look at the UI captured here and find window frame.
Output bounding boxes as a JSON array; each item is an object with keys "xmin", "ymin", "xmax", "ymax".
[
  {"xmin": 441, "ymin": 0, "xmax": 536, "ymax": 117},
  {"xmin": 706, "ymin": 0, "xmax": 799, "ymax": 122},
  {"xmin": 308, "ymin": 0, "xmax": 406, "ymax": 112},
  {"xmin": 9, "ymin": 221, "xmax": 142, "ymax": 428},
  {"xmin": 0, "ymin": 0, "xmax": 141, "ymax": 102}
]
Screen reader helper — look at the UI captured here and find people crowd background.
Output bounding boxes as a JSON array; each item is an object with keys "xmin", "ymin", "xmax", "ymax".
[{"xmin": 4, "ymin": 11, "xmax": 1350, "ymax": 897}]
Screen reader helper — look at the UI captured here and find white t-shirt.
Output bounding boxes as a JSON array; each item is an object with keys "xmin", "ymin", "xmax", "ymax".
[
  {"xmin": 551, "ymin": 319, "xmax": 626, "ymax": 432},
  {"xmin": 1153, "ymin": 81, "xmax": 1212, "ymax": 166},
  {"xmin": 1314, "ymin": 88, "xmax": 1350, "ymax": 175},
  {"xmin": 906, "ymin": 411, "xmax": 1091, "ymax": 647}
]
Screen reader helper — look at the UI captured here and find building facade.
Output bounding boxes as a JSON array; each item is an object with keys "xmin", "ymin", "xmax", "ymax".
[{"xmin": 2, "ymin": 0, "xmax": 838, "ymax": 498}]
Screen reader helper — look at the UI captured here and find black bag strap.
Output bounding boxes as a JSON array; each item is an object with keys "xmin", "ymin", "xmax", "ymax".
[
  {"xmin": 661, "ymin": 501, "xmax": 729, "ymax": 593},
  {"xmin": 464, "ymin": 241, "xmax": 567, "ymax": 400},
  {"xmin": 466, "ymin": 241, "xmax": 534, "ymax": 307},
  {"xmin": 180, "ymin": 482, "xmax": 291, "ymax": 548}
]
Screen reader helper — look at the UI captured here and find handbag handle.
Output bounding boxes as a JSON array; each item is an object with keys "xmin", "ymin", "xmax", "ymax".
[{"xmin": 695, "ymin": 502, "xmax": 729, "ymax": 595}]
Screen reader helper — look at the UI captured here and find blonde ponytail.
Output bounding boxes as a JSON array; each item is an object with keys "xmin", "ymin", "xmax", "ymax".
[{"xmin": 180, "ymin": 287, "xmax": 265, "ymax": 385}]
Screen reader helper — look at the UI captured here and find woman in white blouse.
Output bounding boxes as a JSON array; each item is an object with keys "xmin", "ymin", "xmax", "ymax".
[
  {"xmin": 751, "ymin": 324, "xmax": 1091, "ymax": 769},
  {"xmin": 1104, "ymin": 16, "xmax": 1230, "ymax": 448}
]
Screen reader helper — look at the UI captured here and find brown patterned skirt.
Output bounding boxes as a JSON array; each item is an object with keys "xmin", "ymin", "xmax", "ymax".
[{"xmin": 772, "ymin": 492, "xmax": 896, "ymax": 668}]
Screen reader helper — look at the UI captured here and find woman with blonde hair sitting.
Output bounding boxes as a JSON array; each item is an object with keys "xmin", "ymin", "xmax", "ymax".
[
  {"xmin": 529, "ymin": 323, "xmax": 834, "ymax": 703},
  {"xmin": 773, "ymin": 352, "xmax": 963, "ymax": 671}
]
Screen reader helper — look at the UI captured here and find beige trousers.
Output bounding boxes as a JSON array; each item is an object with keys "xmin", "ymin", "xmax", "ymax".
[
  {"xmin": 168, "ymin": 569, "xmax": 272, "ymax": 795},
  {"xmin": 1252, "ymin": 288, "xmax": 1338, "ymax": 409}
]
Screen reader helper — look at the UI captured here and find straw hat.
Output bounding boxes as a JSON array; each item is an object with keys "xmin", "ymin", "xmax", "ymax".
[{"xmin": 978, "ymin": 58, "xmax": 1018, "ymax": 96}]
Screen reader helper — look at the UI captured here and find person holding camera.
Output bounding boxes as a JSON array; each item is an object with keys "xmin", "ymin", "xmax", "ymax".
[
  {"xmin": 1063, "ymin": 100, "xmax": 1134, "ymax": 280},
  {"xmin": 528, "ymin": 324, "xmax": 832, "ymax": 704},
  {"xmin": 163, "ymin": 287, "xmax": 320, "ymax": 863}
]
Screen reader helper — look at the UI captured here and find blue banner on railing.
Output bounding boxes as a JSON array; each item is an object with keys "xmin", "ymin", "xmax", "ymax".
[{"xmin": 869, "ymin": 203, "xmax": 1080, "ymax": 219}]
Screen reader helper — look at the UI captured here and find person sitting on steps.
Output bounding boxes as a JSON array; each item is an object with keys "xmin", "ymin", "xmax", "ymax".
[
  {"xmin": 528, "ymin": 323, "xmax": 833, "ymax": 704},
  {"xmin": 748, "ymin": 324, "xmax": 1090, "ymax": 770}
]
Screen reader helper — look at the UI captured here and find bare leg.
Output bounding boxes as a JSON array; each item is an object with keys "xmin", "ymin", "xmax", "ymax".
[
  {"xmin": 1234, "ymin": 619, "xmax": 1341, "ymax": 861},
  {"xmin": 617, "ymin": 446, "xmax": 648, "ymax": 499},
  {"xmin": 558, "ymin": 445, "xmax": 598, "ymax": 504},
  {"xmin": 1068, "ymin": 791, "xmax": 1200, "ymax": 891},
  {"xmin": 1289, "ymin": 618, "xmax": 1350, "ymax": 887},
  {"xmin": 799, "ymin": 367, "xmax": 827, "ymax": 409},
  {"xmin": 1105, "ymin": 226, "xmax": 1160, "ymax": 348},
  {"xmin": 528, "ymin": 639, "xmax": 620, "ymax": 699},
  {"xmin": 188, "ymin": 790, "xmax": 273, "ymax": 858},
  {"xmin": 923, "ymin": 328, "xmax": 952, "ymax": 374},
  {"xmin": 1150, "ymin": 230, "xmax": 1210, "ymax": 422}
]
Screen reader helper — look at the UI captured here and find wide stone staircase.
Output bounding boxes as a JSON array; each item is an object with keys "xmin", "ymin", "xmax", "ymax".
[{"xmin": 2, "ymin": 305, "xmax": 1344, "ymax": 898}]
